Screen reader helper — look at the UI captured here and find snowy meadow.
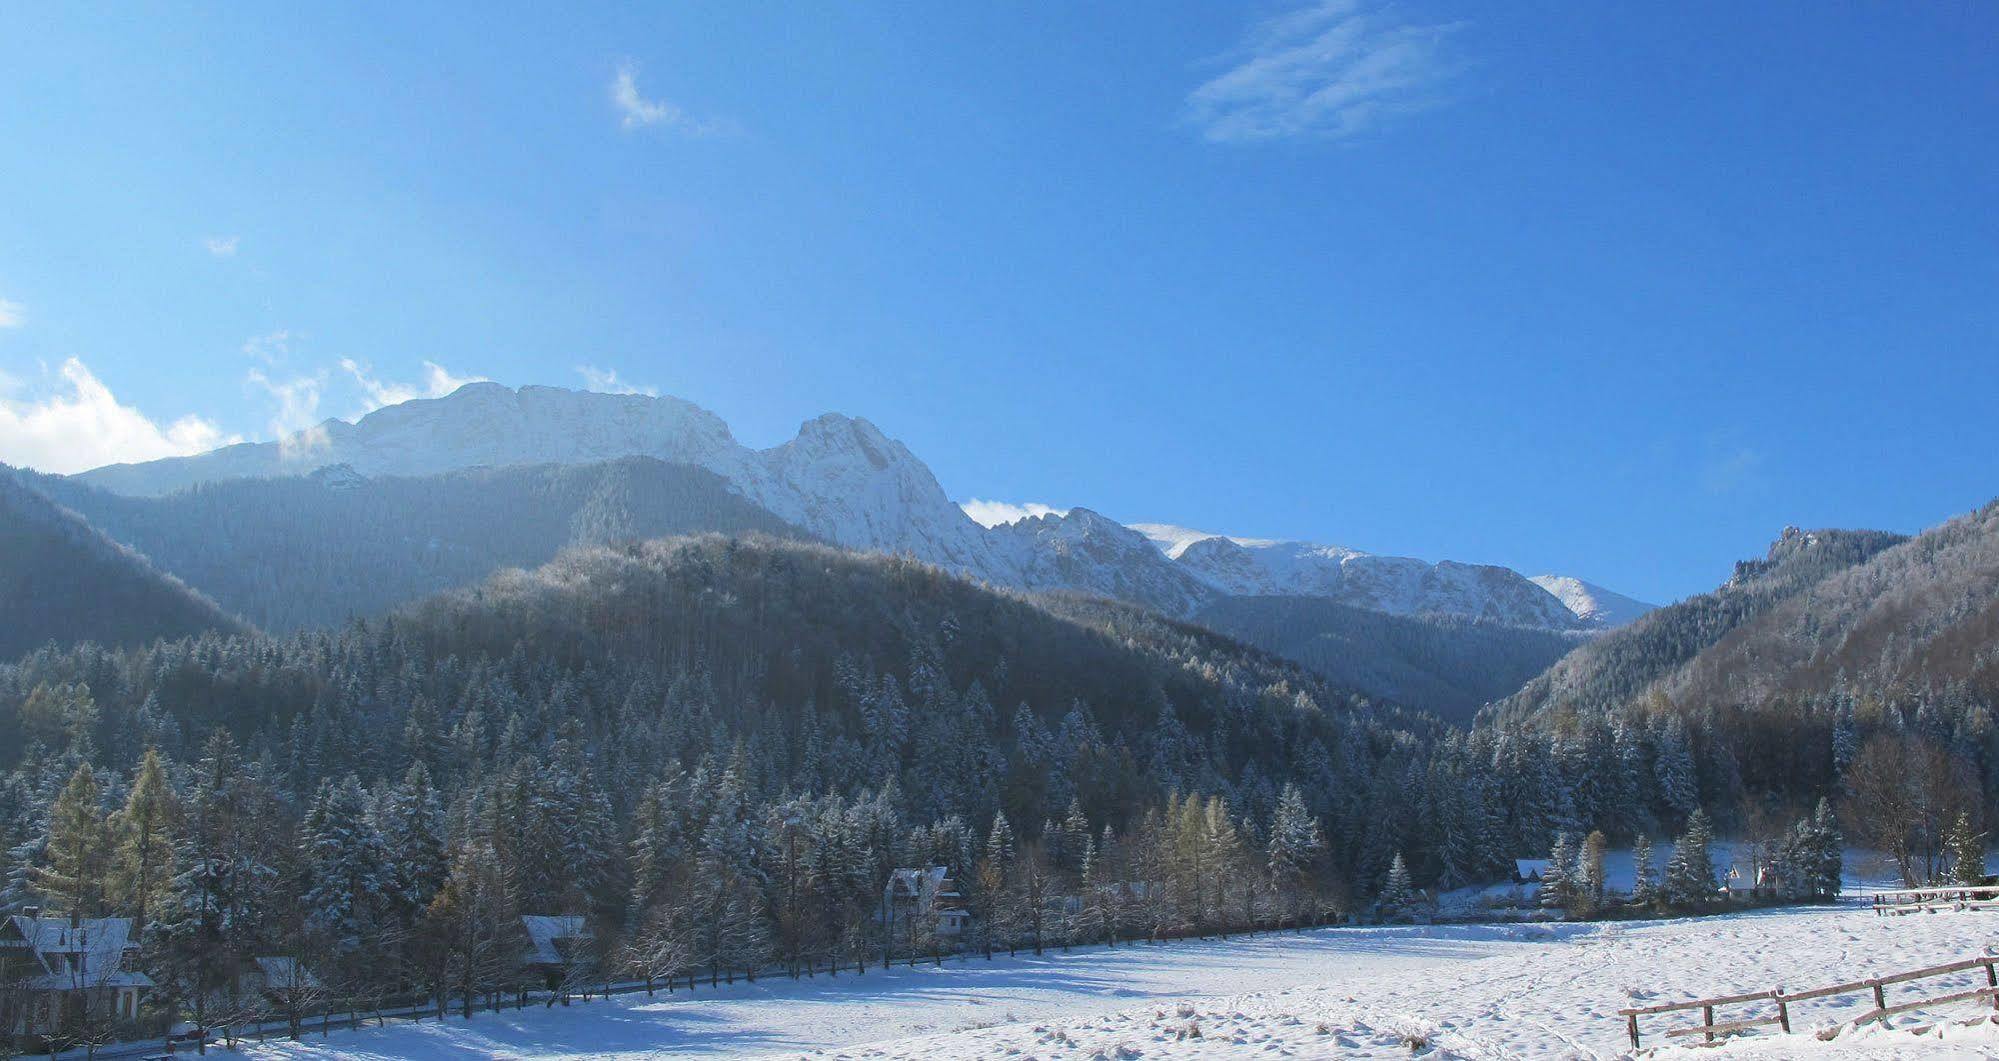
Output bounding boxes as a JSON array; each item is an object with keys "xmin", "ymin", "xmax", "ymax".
[{"xmin": 240, "ymin": 899, "xmax": 1999, "ymax": 1059}]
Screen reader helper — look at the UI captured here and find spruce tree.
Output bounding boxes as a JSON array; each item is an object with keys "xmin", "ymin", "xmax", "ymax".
[
  {"xmin": 300, "ymin": 774, "xmax": 393, "ymax": 948},
  {"xmin": 1947, "ymin": 812, "xmax": 1987, "ymax": 887},
  {"xmin": 1663, "ymin": 809, "xmax": 1716, "ymax": 909},
  {"xmin": 1540, "ymin": 832, "xmax": 1574, "ymax": 911},
  {"xmin": 1631, "ymin": 834, "xmax": 1658, "ymax": 907},
  {"xmin": 1266, "ymin": 784, "xmax": 1325, "ymax": 926},
  {"xmin": 1377, "ymin": 852, "xmax": 1415, "ymax": 921}
]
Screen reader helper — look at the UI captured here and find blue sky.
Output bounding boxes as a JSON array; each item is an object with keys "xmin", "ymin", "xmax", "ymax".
[{"xmin": 1, "ymin": 2, "xmax": 1994, "ymax": 604}]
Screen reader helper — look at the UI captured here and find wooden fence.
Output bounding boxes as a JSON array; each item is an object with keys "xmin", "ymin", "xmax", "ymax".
[
  {"xmin": 1872, "ymin": 884, "xmax": 1999, "ymax": 916},
  {"xmin": 1618, "ymin": 953, "xmax": 1999, "ymax": 1050}
]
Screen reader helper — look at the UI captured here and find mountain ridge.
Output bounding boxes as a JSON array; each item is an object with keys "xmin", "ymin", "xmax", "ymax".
[{"xmin": 71, "ymin": 382, "xmax": 1644, "ymax": 632}]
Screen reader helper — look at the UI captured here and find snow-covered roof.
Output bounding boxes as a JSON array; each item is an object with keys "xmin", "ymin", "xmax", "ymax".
[
  {"xmin": 887, "ymin": 867, "xmax": 947, "ymax": 897},
  {"xmin": 5, "ymin": 915, "xmax": 153, "ymax": 990},
  {"xmin": 253, "ymin": 956, "xmax": 323, "ymax": 990},
  {"xmin": 520, "ymin": 915, "xmax": 589, "ymax": 966},
  {"xmin": 1515, "ymin": 859, "xmax": 1550, "ymax": 880}
]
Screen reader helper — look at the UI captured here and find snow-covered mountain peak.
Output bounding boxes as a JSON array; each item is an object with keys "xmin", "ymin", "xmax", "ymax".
[
  {"xmin": 1129, "ymin": 522, "xmax": 1280, "ymax": 560},
  {"xmin": 68, "ymin": 380, "xmax": 1645, "ymax": 634},
  {"xmin": 1527, "ymin": 575, "xmax": 1656, "ymax": 629}
]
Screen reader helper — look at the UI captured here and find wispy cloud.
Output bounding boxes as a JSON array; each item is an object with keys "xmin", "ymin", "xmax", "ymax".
[
  {"xmin": 1186, "ymin": 0, "xmax": 1464, "ymax": 144},
  {"xmin": 241, "ymin": 329, "xmax": 296, "ymax": 366},
  {"xmin": 340, "ymin": 358, "xmax": 488, "ymax": 413},
  {"xmin": 204, "ymin": 235, "xmax": 240, "ymax": 257},
  {"xmin": 960, "ymin": 499, "xmax": 1070, "ymax": 528},
  {"xmin": 0, "ymin": 359, "xmax": 238, "ymax": 474},
  {"xmin": 0, "ymin": 299, "xmax": 24, "ymax": 329},
  {"xmin": 610, "ymin": 63, "xmax": 728, "ymax": 135},
  {"xmin": 246, "ymin": 366, "xmax": 328, "ymax": 457},
  {"xmin": 577, "ymin": 365, "xmax": 658, "ymax": 397}
]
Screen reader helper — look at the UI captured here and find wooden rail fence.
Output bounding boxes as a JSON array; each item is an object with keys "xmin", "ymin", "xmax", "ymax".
[
  {"xmin": 1872, "ymin": 884, "xmax": 1999, "ymax": 916},
  {"xmin": 1618, "ymin": 953, "xmax": 1999, "ymax": 1050}
]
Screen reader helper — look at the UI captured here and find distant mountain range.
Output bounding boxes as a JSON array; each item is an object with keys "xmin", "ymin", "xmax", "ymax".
[{"xmin": 72, "ymin": 382, "xmax": 1651, "ymax": 633}]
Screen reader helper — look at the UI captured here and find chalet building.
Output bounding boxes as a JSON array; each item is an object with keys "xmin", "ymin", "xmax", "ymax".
[
  {"xmin": 519, "ymin": 915, "xmax": 592, "ymax": 989},
  {"xmin": 241, "ymin": 957, "xmax": 323, "ymax": 1010},
  {"xmin": 1514, "ymin": 859, "xmax": 1550, "ymax": 885},
  {"xmin": 0, "ymin": 911, "xmax": 151, "ymax": 1037},
  {"xmin": 883, "ymin": 867, "xmax": 971, "ymax": 937}
]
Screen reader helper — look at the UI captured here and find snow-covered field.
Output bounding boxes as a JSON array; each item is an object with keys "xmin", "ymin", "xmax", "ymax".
[{"xmin": 243, "ymin": 900, "xmax": 1999, "ymax": 1060}]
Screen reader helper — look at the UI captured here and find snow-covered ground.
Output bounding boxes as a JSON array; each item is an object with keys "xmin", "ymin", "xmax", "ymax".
[{"xmin": 244, "ymin": 900, "xmax": 1999, "ymax": 1060}]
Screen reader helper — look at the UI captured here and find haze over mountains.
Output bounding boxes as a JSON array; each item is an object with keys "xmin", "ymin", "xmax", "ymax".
[
  {"xmin": 17, "ymin": 382, "xmax": 1680, "ymax": 720},
  {"xmin": 71, "ymin": 382, "xmax": 1647, "ymax": 631},
  {"xmin": 41, "ymin": 374, "xmax": 1994, "ymax": 735}
]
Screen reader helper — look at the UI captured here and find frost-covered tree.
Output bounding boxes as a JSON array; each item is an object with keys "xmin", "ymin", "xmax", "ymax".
[
  {"xmin": 1266, "ymin": 784, "xmax": 1325, "ymax": 927},
  {"xmin": 1539, "ymin": 832, "xmax": 1575, "ymax": 912},
  {"xmin": 1663, "ymin": 809, "xmax": 1716, "ymax": 909},
  {"xmin": 1377, "ymin": 853, "xmax": 1415, "ymax": 921},
  {"xmin": 300, "ymin": 774, "xmax": 393, "ymax": 948},
  {"xmin": 1630, "ymin": 834, "xmax": 1658, "ymax": 907},
  {"xmin": 1947, "ymin": 812, "xmax": 1987, "ymax": 887}
]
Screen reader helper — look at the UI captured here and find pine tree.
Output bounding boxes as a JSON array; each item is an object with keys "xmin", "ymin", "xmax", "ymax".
[
  {"xmin": 1808, "ymin": 798, "xmax": 1844, "ymax": 899},
  {"xmin": 300, "ymin": 774, "xmax": 393, "ymax": 948},
  {"xmin": 1947, "ymin": 812, "xmax": 1987, "ymax": 887},
  {"xmin": 1630, "ymin": 834, "xmax": 1658, "ymax": 907},
  {"xmin": 1377, "ymin": 853, "xmax": 1415, "ymax": 921},
  {"xmin": 34, "ymin": 762, "xmax": 112, "ymax": 917},
  {"xmin": 1060, "ymin": 801, "xmax": 1092, "ymax": 875},
  {"xmin": 379, "ymin": 762, "xmax": 449, "ymax": 924},
  {"xmin": 1266, "ymin": 783, "xmax": 1326, "ymax": 927},
  {"xmin": 1653, "ymin": 717, "xmax": 1699, "ymax": 827},
  {"xmin": 1540, "ymin": 832, "xmax": 1574, "ymax": 912},
  {"xmin": 1663, "ymin": 809, "xmax": 1716, "ymax": 909}
]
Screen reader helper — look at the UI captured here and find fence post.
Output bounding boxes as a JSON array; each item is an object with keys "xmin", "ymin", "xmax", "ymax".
[
  {"xmin": 1703, "ymin": 1005, "xmax": 1715, "ymax": 1044},
  {"xmin": 1870, "ymin": 980, "xmax": 1886, "ymax": 1014},
  {"xmin": 1774, "ymin": 989, "xmax": 1789, "ymax": 1034},
  {"xmin": 1626, "ymin": 1012, "xmax": 1640, "ymax": 1050}
]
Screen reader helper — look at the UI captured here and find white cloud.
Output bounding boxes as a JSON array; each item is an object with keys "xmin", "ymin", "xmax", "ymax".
[
  {"xmin": 241, "ymin": 329, "xmax": 295, "ymax": 366},
  {"xmin": 0, "ymin": 358, "xmax": 237, "ymax": 474},
  {"xmin": 245, "ymin": 367, "xmax": 328, "ymax": 458},
  {"xmin": 204, "ymin": 235, "xmax": 240, "ymax": 257},
  {"xmin": 340, "ymin": 358, "xmax": 489, "ymax": 413},
  {"xmin": 576, "ymin": 365, "xmax": 658, "ymax": 397},
  {"xmin": 610, "ymin": 63, "xmax": 727, "ymax": 135},
  {"xmin": 0, "ymin": 299, "xmax": 24, "ymax": 329},
  {"xmin": 1187, "ymin": 0, "xmax": 1463, "ymax": 144},
  {"xmin": 960, "ymin": 499, "xmax": 1070, "ymax": 528}
]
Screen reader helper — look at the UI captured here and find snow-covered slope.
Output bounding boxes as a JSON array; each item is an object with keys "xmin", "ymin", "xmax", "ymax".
[
  {"xmin": 73, "ymin": 382, "xmax": 1640, "ymax": 632},
  {"xmin": 75, "ymin": 383, "xmax": 1008, "ymax": 578},
  {"xmin": 1131, "ymin": 523, "xmax": 1587, "ymax": 630},
  {"xmin": 990, "ymin": 509, "xmax": 1213, "ymax": 616},
  {"xmin": 1528, "ymin": 574, "xmax": 1656, "ymax": 629},
  {"xmin": 237, "ymin": 900, "xmax": 1991, "ymax": 1061}
]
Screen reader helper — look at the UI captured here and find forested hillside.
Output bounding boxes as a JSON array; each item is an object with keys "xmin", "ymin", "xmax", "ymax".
[
  {"xmin": 0, "ymin": 468, "xmax": 241, "ymax": 658},
  {"xmin": 1195, "ymin": 596, "xmax": 1580, "ymax": 723},
  {"xmin": 26, "ymin": 458, "xmax": 801, "ymax": 631},
  {"xmin": 0, "ymin": 529, "xmax": 1977, "ymax": 1041},
  {"xmin": 1492, "ymin": 525, "xmax": 1906, "ymax": 724},
  {"xmin": 1663, "ymin": 502, "xmax": 1999, "ymax": 707},
  {"xmin": 1473, "ymin": 511, "xmax": 1999, "ymax": 880}
]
